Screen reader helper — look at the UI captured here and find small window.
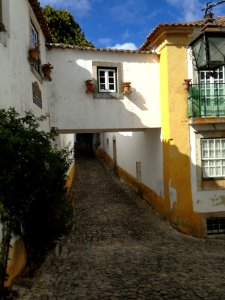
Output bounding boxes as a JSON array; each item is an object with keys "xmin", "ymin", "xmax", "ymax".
[
  {"xmin": 97, "ymin": 68, "xmax": 116, "ymax": 92},
  {"xmin": 30, "ymin": 22, "xmax": 41, "ymax": 74},
  {"xmin": 0, "ymin": 0, "xmax": 5, "ymax": 32},
  {"xmin": 207, "ymin": 217, "xmax": 225, "ymax": 235},
  {"xmin": 31, "ymin": 22, "xmax": 38, "ymax": 48},
  {"xmin": 201, "ymin": 138, "xmax": 225, "ymax": 178}
]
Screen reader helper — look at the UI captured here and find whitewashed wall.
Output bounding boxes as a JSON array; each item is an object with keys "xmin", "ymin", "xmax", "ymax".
[
  {"xmin": 0, "ymin": 0, "xmax": 74, "ymax": 243},
  {"xmin": 0, "ymin": 0, "xmax": 50, "ymax": 131},
  {"xmin": 47, "ymin": 49, "xmax": 161, "ymax": 132},
  {"xmin": 101, "ymin": 129, "xmax": 164, "ymax": 197}
]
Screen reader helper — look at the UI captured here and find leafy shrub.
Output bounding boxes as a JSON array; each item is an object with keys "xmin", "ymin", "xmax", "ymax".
[{"xmin": 0, "ymin": 108, "xmax": 73, "ymax": 293}]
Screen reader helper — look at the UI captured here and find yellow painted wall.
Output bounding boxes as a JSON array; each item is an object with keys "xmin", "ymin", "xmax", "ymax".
[
  {"xmin": 5, "ymin": 238, "xmax": 26, "ymax": 287},
  {"xmin": 66, "ymin": 161, "xmax": 76, "ymax": 192},
  {"xmin": 158, "ymin": 36, "xmax": 204, "ymax": 236}
]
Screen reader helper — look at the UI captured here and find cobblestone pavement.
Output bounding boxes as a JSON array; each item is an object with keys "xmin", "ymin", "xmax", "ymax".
[{"xmin": 14, "ymin": 155, "xmax": 225, "ymax": 300}]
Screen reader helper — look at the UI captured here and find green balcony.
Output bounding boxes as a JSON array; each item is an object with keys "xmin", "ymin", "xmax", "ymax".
[{"xmin": 188, "ymin": 83, "xmax": 225, "ymax": 118}]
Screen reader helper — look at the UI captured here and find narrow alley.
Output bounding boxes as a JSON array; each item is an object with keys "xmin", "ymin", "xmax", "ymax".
[{"xmin": 15, "ymin": 155, "xmax": 225, "ymax": 300}]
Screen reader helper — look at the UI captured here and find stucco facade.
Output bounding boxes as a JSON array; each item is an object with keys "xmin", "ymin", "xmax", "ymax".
[
  {"xmin": 46, "ymin": 46, "xmax": 161, "ymax": 132},
  {"xmin": 0, "ymin": 0, "xmax": 75, "ymax": 285},
  {"xmin": 2, "ymin": 0, "xmax": 225, "ymax": 286}
]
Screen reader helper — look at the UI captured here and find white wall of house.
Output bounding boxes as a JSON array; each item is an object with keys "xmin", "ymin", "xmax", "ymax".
[
  {"xmin": 47, "ymin": 48, "xmax": 161, "ymax": 132},
  {"xmin": 0, "ymin": 0, "xmax": 50, "ymax": 131},
  {"xmin": 190, "ymin": 125, "xmax": 225, "ymax": 213},
  {"xmin": 101, "ymin": 129, "xmax": 164, "ymax": 197},
  {"xmin": 0, "ymin": 0, "xmax": 74, "ymax": 243}
]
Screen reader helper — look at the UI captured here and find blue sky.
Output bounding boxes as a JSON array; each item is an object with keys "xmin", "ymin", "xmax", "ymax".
[{"xmin": 39, "ymin": 0, "xmax": 225, "ymax": 49}]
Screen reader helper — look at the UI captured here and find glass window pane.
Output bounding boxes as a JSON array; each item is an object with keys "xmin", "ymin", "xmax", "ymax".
[
  {"xmin": 109, "ymin": 78, "xmax": 114, "ymax": 83},
  {"xmin": 209, "ymin": 167, "xmax": 215, "ymax": 176},
  {"xmin": 202, "ymin": 140, "xmax": 208, "ymax": 148},
  {"xmin": 216, "ymin": 166, "xmax": 221, "ymax": 176},
  {"xmin": 209, "ymin": 140, "xmax": 214, "ymax": 148},
  {"xmin": 202, "ymin": 150, "xmax": 208, "ymax": 158},
  {"xmin": 216, "ymin": 150, "xmax": 221, "ymax": 158},
  {"xmin": 209, "ymin": 150, "xmax": 215, "ymax": 158},
  {"xmin": 222, "ymin": 140, "xmax": 225, "ymax": 149},
  {"xmin": 109, "ymin": 84, "xmax": 115, "ymax": 90}
]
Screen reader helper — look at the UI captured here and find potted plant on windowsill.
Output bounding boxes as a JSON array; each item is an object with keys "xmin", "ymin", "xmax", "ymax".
[
  {"xmin": 183, "ymin": 79, "xmax": 192, "ymax": 90},
  {"xmin": 85, "ymin": 80, "xmax": 94, "ymax": 93},
  {"xmin": 42, "ymin": 63, "xmax": 53, "ymax": 79},
  {"xmin": 29, "ymin": 42, "xmax": 40, "ymax": 60},
  {"xmin": 122, "ymin": 82, "xmax": 131, "ymax": 94}
]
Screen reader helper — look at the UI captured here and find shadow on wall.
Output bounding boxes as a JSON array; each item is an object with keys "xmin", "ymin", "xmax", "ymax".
[
  {"xmin": 125, "ymin": 87, "xmax": 148, "ymax": 111},
  {"xmin": 98, "ymin": 133, "xmax": 222, "ymax": 237},
  {"xmin": 162, "ymin": 139, "xmax": 223, "ymax": 237},
  {"xmin": 49, "ymin": 52, "xmax": 154, "ymax": 131}
]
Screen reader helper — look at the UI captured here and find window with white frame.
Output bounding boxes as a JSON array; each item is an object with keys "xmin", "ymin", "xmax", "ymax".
[
  {"xmin": 97, "ymin": 68, "xmax": 116, "ymax": 92},
  {"xmin": 31, "ymin": 22, "xmax": 38, "ymax": 48},
  {"xmin": 30, "ymin": 22, "xmax": 41, "ymax": 74},
  {"xmin": 201, "ymin": 138, "xmax": 225, "ymax": 178},
  {"xmin": 200, "ymin": 66, "xmax": 225, "ymax": 103}
]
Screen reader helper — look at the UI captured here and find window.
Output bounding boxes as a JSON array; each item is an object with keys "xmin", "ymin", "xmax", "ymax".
[
  {"xmin": 92, "ymin": 61, "xmax": 123, "ymax": 99},
  {"xmin": 98, "ymin": 68, "xmax": 116, "ymax": 92},
  {"xmin": 201, "ymin": 138, "xmax": 225, "ymax": 178},
  {"xmin": 207, "ymin": 217, "xmax": 225, "ymax": 235},
  {"xmin": 30, "ymin": 22, "xmax": 41, "ymax": 75},
  {"xmin": 31, "ymin": 22, "xmax": 38, "ymax": 48},
  {"xmin": 0, "ymin": 0, "xmax": 5, "ymax": 32},
  {"xmin": 198, "ymin": 66, "xmax": 225, "ymax": 116}
]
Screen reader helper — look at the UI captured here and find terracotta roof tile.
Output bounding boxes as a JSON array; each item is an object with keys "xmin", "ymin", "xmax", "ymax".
[
  {"xmin": 28, "ymin": 0, "xmax": 53, "ymax": 42},
  {"xmin": 139, "ymin": 16, "xmax": 225, "ymax": 50},
  {"xmin": 46, "ymin": 43, "xmax": 152, "ymax": 54}
]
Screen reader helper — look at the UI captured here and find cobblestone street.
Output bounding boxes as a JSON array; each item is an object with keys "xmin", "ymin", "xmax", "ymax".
[{"xmin": 15, "ymin": 155, "xmax": 225, "ymax": 300}]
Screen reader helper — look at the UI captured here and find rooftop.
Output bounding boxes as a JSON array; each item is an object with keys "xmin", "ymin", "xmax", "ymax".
[{"xmin": 139, "ymin": 16, "xmax": 225, "ymax": 50}]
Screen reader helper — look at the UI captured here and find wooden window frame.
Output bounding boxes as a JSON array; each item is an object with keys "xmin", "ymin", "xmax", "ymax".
[{"xmin": 98, "ymin": 68, "xmax": 117, "ymax": 93}]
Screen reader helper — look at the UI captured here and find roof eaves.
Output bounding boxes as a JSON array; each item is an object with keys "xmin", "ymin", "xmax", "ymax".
[
  {"xmin": 28, "ymin": 0, "xmax": 53, "ymax": 43},
  {"xmin": 46, "ymin": 43, "xmax": 153, "ymax": 54},
  {"xmin": 140, "ymin": 17, "xmax": 225, "ymax": 51},
  {"xmin": 139, "ymin": 22, "xmax": 204, "ymax": 51}
]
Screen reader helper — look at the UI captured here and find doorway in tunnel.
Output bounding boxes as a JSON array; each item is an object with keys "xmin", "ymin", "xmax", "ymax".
[{"xmin": 75, "ymin": 133, "xmax": 94, "ymax": 156}]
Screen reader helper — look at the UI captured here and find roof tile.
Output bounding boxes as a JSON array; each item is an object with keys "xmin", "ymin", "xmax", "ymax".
[{"xmin": 139, "ymin": 16, "xmax": 225, "ymax": 50}]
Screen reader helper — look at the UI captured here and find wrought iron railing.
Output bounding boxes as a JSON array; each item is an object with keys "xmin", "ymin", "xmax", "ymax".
[{"xmin": 188, "ymin": 83, "xmax": 225, "ymax": 118}]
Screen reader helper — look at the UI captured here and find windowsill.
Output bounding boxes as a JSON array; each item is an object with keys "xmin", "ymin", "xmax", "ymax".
[
  {"xmin": 197, "ymin": 179, "xmax": 225, "ymax": 190},
  {"xmin": 93, "ymin": 91, "xmax": 124, "ymax": 99},
  {"xmin": 189, "ymin": 117, "xmax": 225, "ymax": 125}
]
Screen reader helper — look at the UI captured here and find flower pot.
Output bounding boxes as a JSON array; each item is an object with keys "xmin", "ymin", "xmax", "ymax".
[
  {"xmin": 42, "ymin": 68, "xmax": 51, "ymax": 78},
  {"xmin": 122, "ymin": 82, "xmax": 131, "ymax": 94},
  {"xmin": 29, "ymin": 48, "xmax": 40, "ymax": 60},
  {"xmin": 42, "ymin": 64, "xmax": 53, "ymax": 79},
  {"xmin": 85, "ymin": 80, "xmax": 94, "ymax": 93},
  {"xmin": 183, "ymin": 79, "xmax": 192, "ymax": 90}
]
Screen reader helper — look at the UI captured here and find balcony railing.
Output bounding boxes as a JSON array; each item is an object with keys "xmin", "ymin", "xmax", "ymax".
[{"xmin": 188, "ymin": 83, "xmax": 225, "ymax": 118}]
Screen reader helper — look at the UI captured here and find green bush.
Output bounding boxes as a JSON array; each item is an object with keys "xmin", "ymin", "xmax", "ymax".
[{"xmin": 0, "ymin": 108, "xmax": 73, "ymax": 294}]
